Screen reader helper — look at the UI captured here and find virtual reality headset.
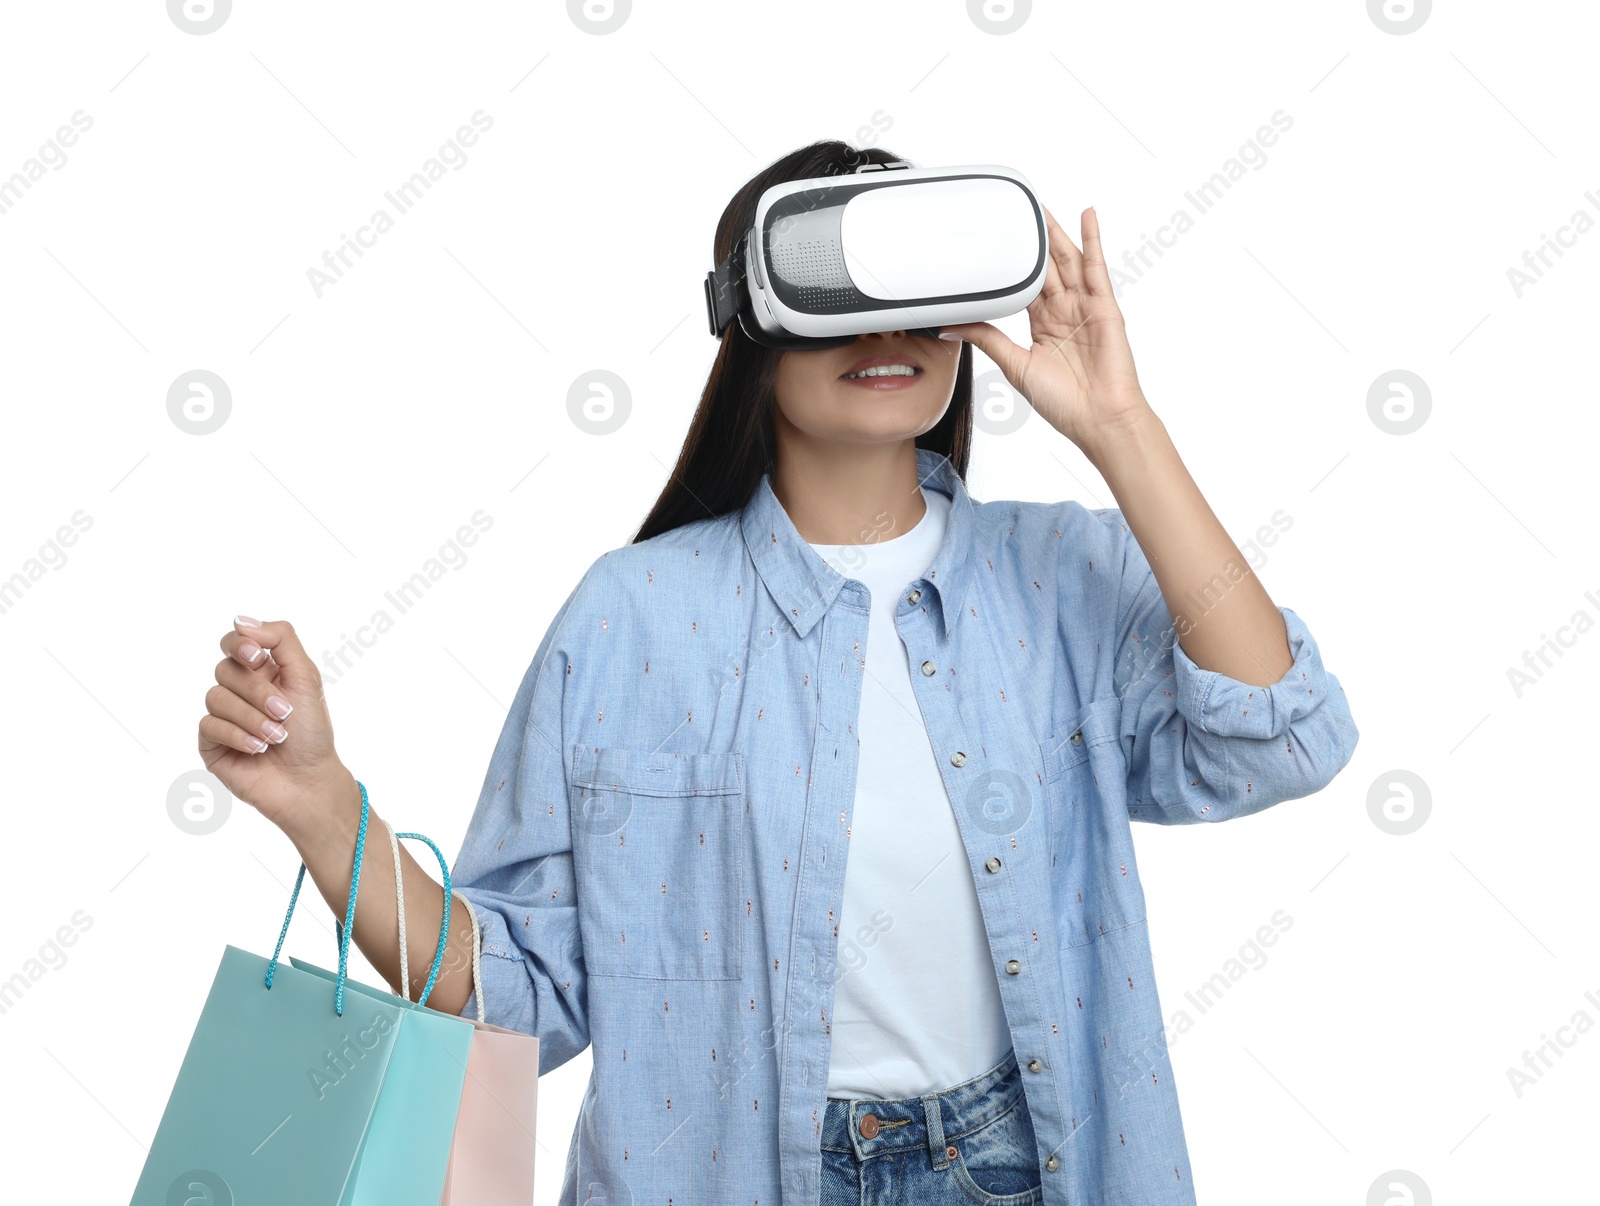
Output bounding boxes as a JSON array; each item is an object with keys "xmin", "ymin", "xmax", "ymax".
[{"xmin": 704, "ymin": 160, "xmax": 1048, "ymax": 350}]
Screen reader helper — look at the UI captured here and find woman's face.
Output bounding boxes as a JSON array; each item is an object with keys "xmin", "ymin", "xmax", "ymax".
[{"xmin": 771, "ymin": 330, "xmax": 961, "ymax": 447}]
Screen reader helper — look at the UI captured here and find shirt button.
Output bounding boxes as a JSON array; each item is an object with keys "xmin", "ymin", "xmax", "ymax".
[
  {"xmin": 950, "ymin": 751, "xmax": 966, "ymax": 767},
  {"xmin": 921, "ymin": 660, "xmax": 937, "ymax": 676},
  {"xmin": 1046, "ymin": 1155, "xmax": 1060, "ymax": 1172},
  {"xmin": 908, "ymin": 589, "xmax": 922, "ymax": 604},
  {"xmin": 1005, "ymin": 959, "xmax": 1021, "ymax": 975},
  {"xmin": 1027, "ymin": 1058, "xmax": 1042, "ymax": 1072},
  {"xmin": 1069, "ymin": 730, "xmax": 1083, "ymax": 746},
  {"xmin": 859, "ymin": 1112, "xmax": 880, "ymax": 1139},
  {"xmin": 984, "ymin": 857, "xmax": 1002, "ymax": 873}
]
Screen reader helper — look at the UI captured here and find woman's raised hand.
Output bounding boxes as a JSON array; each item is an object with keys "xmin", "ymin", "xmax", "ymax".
[
  {"xmin": 199, "ymin": 617, "xmax": 354, "ymax": 840},
  {"xmin": 937, "ymin": 205, "xmax": 1153, "ymax": 464}
]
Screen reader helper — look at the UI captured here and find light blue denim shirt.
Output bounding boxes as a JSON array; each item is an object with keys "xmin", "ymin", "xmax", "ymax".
[{"xmin": 451, "ymin": 445, "xmax": 1359, "ymax": 1205}]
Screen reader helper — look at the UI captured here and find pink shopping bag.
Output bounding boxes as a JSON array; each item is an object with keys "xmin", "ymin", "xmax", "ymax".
[
  {"xmin": 441, "ymin": 1016, "xmax": 539, "ymax": 1204},
  {"xmin": 381, "ymin": 821, "xmax": 540, "ymax": 1205}
]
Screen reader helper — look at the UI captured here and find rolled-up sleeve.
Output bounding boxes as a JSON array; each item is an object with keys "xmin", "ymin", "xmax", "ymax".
[
  {"xmin": 1103, "ymin": 511, "xmax": 1360, "ymax": 825},
  {"xmin": 450, "ymin": 566, "xmax": 594, "ymax": 1075}
]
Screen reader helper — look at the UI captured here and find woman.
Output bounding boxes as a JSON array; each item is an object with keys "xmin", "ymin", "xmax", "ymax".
[{"xmin": 199, "ymin": 141, "xmax": 1359, "ymax": 1205}]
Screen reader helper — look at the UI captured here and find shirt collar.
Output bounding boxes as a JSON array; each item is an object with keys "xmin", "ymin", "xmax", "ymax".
[{"xmin": 740, "ymin": 445, "xmax": 975, "ymax": 641}]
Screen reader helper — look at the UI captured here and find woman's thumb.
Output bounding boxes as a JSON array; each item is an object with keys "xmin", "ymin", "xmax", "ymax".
[{"xmin": 939, "ymin": 321, "xmax": 1028, "ymax": 384}]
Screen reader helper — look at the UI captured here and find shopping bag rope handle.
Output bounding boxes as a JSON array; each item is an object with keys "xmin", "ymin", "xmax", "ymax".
[
  {"xmin": 264, "ymin": 779, "xmax": 371, "ymax": 1016},
  {"xmin": 387, "ymin": 830, "xmax": 451, "ymax": 1009},
  {"xmin": 462, "ymin": 885, "xmax": 485, "ymax": 1022},
  {"xmin": 388, "ymin": 818, "xmax": 486, "ymax": 1020},
  {"xmin": 383, "ymin": 818, "xmax": 410, "ymax": 1002}
]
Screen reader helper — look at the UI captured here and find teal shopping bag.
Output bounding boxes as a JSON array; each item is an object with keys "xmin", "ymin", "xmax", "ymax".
[
  {"xmin": 131, "ymin": 788, "xmax": 472, "ymax": 1206},
  {"xmin": 130, "ymin": 943, "xmax": 411, "ymax": 1205},
  {"xmin": 288, "ymin": 958, "xmax": 472, "ymax": 1205}
]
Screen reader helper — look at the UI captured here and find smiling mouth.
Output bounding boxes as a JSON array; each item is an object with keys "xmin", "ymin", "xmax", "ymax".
[{"xmin": 841, "ymin": 365, "xmax": 923, "ymax": 380}]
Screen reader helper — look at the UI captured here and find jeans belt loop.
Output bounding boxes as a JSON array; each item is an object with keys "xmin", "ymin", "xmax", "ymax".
[{"xmin": 922, "ymin": 1091, "xmax": 950, "ymax": 1170}]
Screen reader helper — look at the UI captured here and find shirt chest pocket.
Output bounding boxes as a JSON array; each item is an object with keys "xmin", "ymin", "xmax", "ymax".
[
  {"xmin": 569, "ymin": 745, "xmax": 746, "ymax": 981},
  {"xmin": 1039, "ymin": 697, "xmax": 1147, "ymax": 947}
]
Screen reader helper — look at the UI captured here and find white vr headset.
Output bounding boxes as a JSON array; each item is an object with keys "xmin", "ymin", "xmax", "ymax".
[{"xmin": 704, "ymin": 160, "xmax": 1049, "ymax": 350}]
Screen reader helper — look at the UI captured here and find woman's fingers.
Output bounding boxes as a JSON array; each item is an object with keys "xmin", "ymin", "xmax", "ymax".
[
  {"xmin": 1043, "ymin": 206, "xmax": 1085, "ymax": 293},
  {"xmin": 208, "ymin": 668, "xmax": 291, "ymax": 745},
  {"xmin": 1032, "ymin": 215, "xmax": 1073, "ymax": 309},
  {"xmin": 198, "ymin": 707, "xmax": 273, "ymax": 757},
  {"xmin": 215, "ymin": 652, "xmax": 295, "ymax": 721},
  {"xmin": 207, "ymin": 616, "xmax": 320, "ymax": 761},
  {"xmin": 220, "ymin": 617, "xmax": 321, "ymax": 700},
  {"xmin": 220, "ymin": 624, "xmax": 280, "ymax": 682},
  {"xmin": 1078, "ymin": 206, "xmax": 1115, "ymax": 297}
]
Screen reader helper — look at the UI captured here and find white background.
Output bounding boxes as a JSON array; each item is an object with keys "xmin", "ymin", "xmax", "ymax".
[{"xmin": 1, "ymin": 1, "xmax": 1595, "ymax": 1203}]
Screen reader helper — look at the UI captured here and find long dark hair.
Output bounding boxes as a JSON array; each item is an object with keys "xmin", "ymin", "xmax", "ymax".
[{"xmin": 629, "ymin": 140, "xmax": 974, "ymax": 545}]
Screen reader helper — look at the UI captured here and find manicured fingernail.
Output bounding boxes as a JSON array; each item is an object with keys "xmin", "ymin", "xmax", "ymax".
[
  {"xmin": 239, "ymin": 642, "xmax": 263, "ymax": 663},
  {"xmin": 262, "ymin": 720, "xmax": 288, "ymax": 744},
  {"xmin": 235, "ymin": 615, "xmax": 261, "ymax": 628},
  {"xmin": 266, "ymin": 695, "xmax": 293, "ymax": 720},
  {"xmin": 938, "ymin": 331, "xmax": 962, "ymax": 341},
  {"xmin": 246, "ymin": 735, "xmax": 268, "ymax": 753}
]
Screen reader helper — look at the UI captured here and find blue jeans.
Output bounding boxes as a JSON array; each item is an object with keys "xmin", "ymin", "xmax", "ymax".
[{"xmin": 819, "ymin": 1048, "xmax": 1045, "ymax": 1205}]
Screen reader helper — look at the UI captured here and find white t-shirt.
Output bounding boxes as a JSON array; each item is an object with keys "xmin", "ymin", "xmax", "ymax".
[{"xmin": 806, "ymin": 483, "xmax": 1013, "ymax": 1100}]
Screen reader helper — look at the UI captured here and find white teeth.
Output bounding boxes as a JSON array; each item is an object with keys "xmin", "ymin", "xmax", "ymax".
[{"xmin": 844, "ymin": 364, "xmax": 919, "ymax": 379}]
